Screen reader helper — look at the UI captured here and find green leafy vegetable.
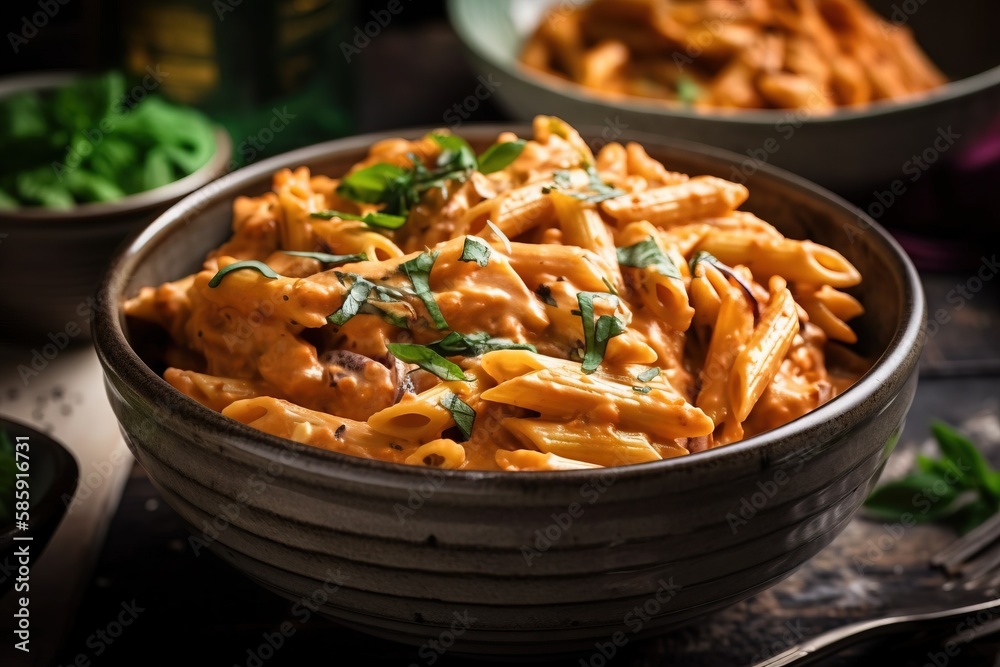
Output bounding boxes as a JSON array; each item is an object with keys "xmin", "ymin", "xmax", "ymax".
[
  {"xmin": 546, "ymin": 166, "xmax": 626, "ymax": 204},
  {"xmin": 431, "ymin": 134, "xmax": 478, "ymax": 177},
  {"xmin": 689, "ymin": 250, "xmax": 720, "ymax": 274},
  {"xmin": 576, "ymin": 292, "xmax": 627, "ymax": 373},
  {"xmin": 617, "ymin": 237, "xmax": 681, "ymax": 280},
  {"xmin": 477, "ymin": 139, "xmax": 526, "ymax": 174},
  {"xmin": 387, "ymin": 343, "xmax": 471, "ymax": 382},
  {"xmin": 676, "ymin": 76, "xmax": 703, "ymax": 106},
  {"xmin": 426, "ymin": 331, "xmax": 536, "ymax": 357},
  {"xmin": 632, "ymin": 386, "xmax": 652, "ymax": 395},
  {"xmin": 440, "ymin": 391, "xmax": 476, "ymax": 441},
  {"xmin": 460, "ymin": 236, "xmax": 492, "ymax": 267},
  {"xmin": 864, "ymin": 421, "xmax": 1000, "ymax": 533},
  {"xmin": 328, "ymin": 279, "xmax": 373, "ymax": 326},
  {"xmin": 310, "ymin": 209, "xmax": 407, "ymax": 230},
  {"xmin": 0, "ymin": 71, "xmax": 217, "ymax": 208},
  {"xmin": 208, "ymin": 261, "xmax": 278, "ymax": 288},
  {"xmin": 335, "ymin": 163, "xmax": 413, "ymax": 211},
  {"xmin": 283, "ymin": 250, "xmax": 367, "ymax": 265},
  {"xmin": 485, "ymin": 220, "xmax": 512, "ymax": 254},
  {"xmin": 402, "ymin": 251, "xmax": 448, "ymax": 330},
  {"xmin": 636, "ymin": 367, "xmax": 660, "ymax": 383}
]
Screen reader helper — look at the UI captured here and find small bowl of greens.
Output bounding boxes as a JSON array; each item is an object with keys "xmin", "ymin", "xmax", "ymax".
[
  {"xmin": 0, "ymin": 418, "xmax": 79, "ymax": 599},
  {"xmin": 0, "ymin": 71, "xmax": 231, "ymax": 340}
]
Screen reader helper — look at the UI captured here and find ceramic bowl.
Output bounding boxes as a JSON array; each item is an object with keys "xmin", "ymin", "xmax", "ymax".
[
  {"xmin": 0, "ymin": 71, "xmax": 232, "ymax": 341},
  {"xmin": 448, "ymin": 0, "xmax": 1000, "ymax": 195},
  {"xmin": 92, "ymin": 126, "xmax": 925, "ymax": 654}
]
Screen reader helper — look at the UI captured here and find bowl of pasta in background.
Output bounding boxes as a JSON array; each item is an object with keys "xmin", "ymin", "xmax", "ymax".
[
  {"xmin": 448, "ymin": 0, "xmax": 1000, "ymax": 195},
  {"xmin": 0, "ymin": 71, "xmax": 232, "ymax": 341},
  {"xmin": 92, "ymin": 124, "xmax": 925, "ymax": 653}
]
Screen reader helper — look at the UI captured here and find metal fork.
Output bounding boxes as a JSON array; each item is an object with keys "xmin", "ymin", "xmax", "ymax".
[{"xmin": 753, "ymin": 513, "xmax": 1000, "ymax": 666}]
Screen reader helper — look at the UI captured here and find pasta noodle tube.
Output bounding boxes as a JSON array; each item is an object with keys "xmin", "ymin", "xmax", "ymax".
[
  {"xmin": 223, "ymin": 396, "xmax": 407, "ymax": 461},
  {"xmin": 695, "ymin": 232, "xmax": 862, "ymax": 288},
  {"xmin": 404, "ymin": 439, "xmax": 466, "ymax": 469},
  {"xmin": 480, "ymin": 350, "xmax": 579, "ymax": 384},
  {"xmin": 550, "ymin": 191, "xmax": 623, "ymax": 288},
  {"xmin": 696, "ymin": 272, "xmax": 755, "ymax": 426},
  {"xmin": 600, "ymin": 176, "xmax": 749, "ymax": 228},
  {"xmin": 795, "ymin": 285, "xmax": 864, "ymax": 344},
  {"xmin": 367, "ymin": 382, "xmax": 472, "ymax": 441},
  {"xmin": 506, "ymin": 243, "xmax": 613, "ymax": 293},
  {"xmin": 503, "ymin": 419, "xmax": 662, "ymax": 467},
  {"xmin": 481, "ymin": 367, "xmax": 714, "ymax": 440},
  {"xmin": 164, "ymin": 368, "xmax": 271, "ymax": 413},
  {"xmin": 495, "ymin": 450, "xmax": 602, "ymax": 472},
  {"xmin": 729, "ymin": 278, "xmax": 800, "ymax": 423}
]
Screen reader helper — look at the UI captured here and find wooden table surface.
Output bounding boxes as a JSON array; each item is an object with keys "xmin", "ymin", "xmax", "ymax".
[{"xmin": 33, "ymin": 22, "xmax": 1000, "ymax": 667}]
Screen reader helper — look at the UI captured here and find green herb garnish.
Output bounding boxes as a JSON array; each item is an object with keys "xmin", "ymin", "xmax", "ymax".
[
  {"xmin": 688, "ymin": 250, "xmax": 720, "ymax": 274},
  {"xmin": 636, "ymin": 367, "xmax": 660, "ymax": 383},
  {"xmin": 632, "ymin": 386, "xmax": 652, "ymax": 394},
  {"xmin": 328, "ymin": 279, "xmax": 373, "ymax": 326},
  {"xmin": 576, "ymin": 292, "xmax": 626, "ymax": 374},
  {"xmin": 547, "ymin": 166, "xmax": 626, "ymax": 204},
  {"xmin": 402, "ymin": 251, "xmax": 448, "ymax": 330},
  {"xmin": 476, "ymin": 139, "xmax": 526, "ymax": 174},
  {"xmin": 387, "ymin": 343, "xmax": 471, "ymax": 382},
  {"xmin": 617, "ymin": 237, "xmax": 681, "ymax": 280},
  {"xmin": 327, "ymin": 273, "xmax": 409, "ymax": 328},
  {"xmin": 282, "ymin": 250, "xmax": 367, "ymax": 265},
  {"xmin": 426, "ymin": 331, "xmax": 536, "ymax": 357},
  {"xmin": 677, "ymin": 76, "xmax": 703, "ymax": 106},
  {"xmin": 310, "ymin": 209, "xmax": 407, "ymax": 230},
  {"xmin": 439, "ymin": 391, "xmax": 477, "ymax": 441},
  {"xmin": 459, "ymin": 236, "xmax": 492, "ymax": 267},
  {"xmin": 208, "ymin": 260, "xmax": 278, "ymax": 288},
  {"xmin": 865, "ymin": 421, "xmax": 1000, "ymax": 534}
]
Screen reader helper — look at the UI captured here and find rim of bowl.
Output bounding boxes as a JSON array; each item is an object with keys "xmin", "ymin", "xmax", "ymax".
[
  {"xmin": 94, "ymin": 124, "xmax": 926, "ymax": 489},
  {"xmin": 446, "ymin": 0, "xmax": 1000, "ymax": 126},
  {"xmin": 0, "ymin": 70, "xmax": 233, "ymax": 223}
]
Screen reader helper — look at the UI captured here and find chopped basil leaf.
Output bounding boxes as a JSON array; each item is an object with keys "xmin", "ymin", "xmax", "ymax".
[
  {"xmin": 327, "ymin": 279, "xmax": 373, "ymax": 325},
  {"xmin": 636, "ymin": 367, "xmax": 660, "ymax": 383},
  {"xmin": 601, "ymin": 276, "xmax": 620, "ymax": 296},
  {"xmin": 401, "ymin": 251, "xmax": 448, "ymax": 330},
  {"xmin": 677, "ymin": 76, "xmax": 702, "ymax": 106},
  {"xmin": 359, "ymin": 302, "xmax": 410, "ymax": 329},
  {"xmin": 535, "ymin": 284, "xmax": 557, "ymax": 307},
  {"xmin": 439, "ymin": 391, "xmax": 476, "ymax": 441},
  {"xmin": 545, "ymin": 166, "xmax": 625, "ymax": 203},
  {"xmin": 310, "ymin": 209, "xmax": 407, "ymax": 230},
  {"xmin": 282, "ymin": 250, "xmax": 367, "ymax": 266},
  {"xmin": 336, "ymin": 163, "xmax": 412, "ymax": 208},
  {"xmin": 459, "ymin": 236, "xmax": 492, "ymax": 267},
  {"xmin": 576, "ymin": 292, "xmax": 626, "ymax": 373},
  {"xmin": 632, "ymin": 386, "xmax": 652, "ymax": 394},
  {"xmin": 427, "ymin": 331, "xmax": 535, "ymax": 357},
  {"xmin": 476, "ymin": 140, "xmax": 526, "ymax": 175},
  {"xmin": 432, "ymin": 134, "xmax": 478, "ymax": 177},
  {"xmin": 485, "ymin": 220, "xmax": 512, "ymax": 254},
  {"xmin": 688, "ymin": 250, "xmax": 720, "ymax": 274},
  {"xmin": 387, "ymin": 343, "xmax": 471, "ymax": 382},
  {"xmin": 616, "ymin": 237, "xmax": 682, "ymax": 280},
  {"xmin": 208, "ymin": 260, "xmax": 278, "ymax": 288}
]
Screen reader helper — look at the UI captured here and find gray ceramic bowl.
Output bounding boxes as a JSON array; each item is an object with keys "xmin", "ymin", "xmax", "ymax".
[
  {"xmin": 0, "ymin": 71, "xmax": 232, "ymax": 341},
  {"xmin": 93, "ymin": 126, "xmax": 925, "ymax": 654},
  {"xmin": 448, "ymin": 0, "xmax": 1000, "ymax": 194}
]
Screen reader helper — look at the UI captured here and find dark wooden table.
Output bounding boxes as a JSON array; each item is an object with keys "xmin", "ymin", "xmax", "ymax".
[{"xmin": 55, "ymin": 23, "xmax": 1000, "ymax": 667}]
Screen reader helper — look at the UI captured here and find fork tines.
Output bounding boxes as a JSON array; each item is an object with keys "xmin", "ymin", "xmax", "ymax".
[{"xmin": 932, "ymin": 512, "xmax": 1000, "ymax": 590}]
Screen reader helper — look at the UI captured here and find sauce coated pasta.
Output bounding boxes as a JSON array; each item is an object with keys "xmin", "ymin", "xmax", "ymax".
[{"xmin": 126, "ymin": 117, "xmax": 865, "ymax": 471}]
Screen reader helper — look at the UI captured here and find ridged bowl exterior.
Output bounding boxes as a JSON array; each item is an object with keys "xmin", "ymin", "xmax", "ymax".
[{"xmin": 93, "ymin": 127, "xmax": 925, "ymax": 654}]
